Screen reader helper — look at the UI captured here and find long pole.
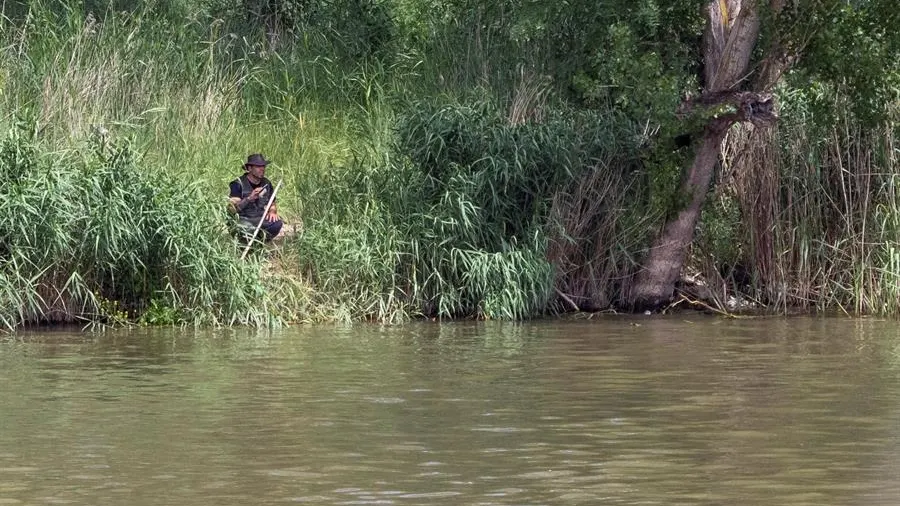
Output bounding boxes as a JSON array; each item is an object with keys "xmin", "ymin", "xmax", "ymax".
[{"xmin": 241, "ymin": 179, "xmax": 282, "ymax": 260}]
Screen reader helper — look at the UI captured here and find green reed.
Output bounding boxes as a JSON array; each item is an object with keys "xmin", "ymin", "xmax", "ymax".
[
  {"xmin": 709, "ymin": 87, "xmax": 900, "ymax": 315},
  {"xmin": 286, "ymin": 100, "xmax": 644, "ymax": 321},
  {"xmin": 0, "ymin": 125, "xmax": 313, "ymax": 329}
]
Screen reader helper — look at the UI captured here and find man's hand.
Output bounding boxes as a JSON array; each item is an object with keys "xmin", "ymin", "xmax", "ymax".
[{"xmin": 248, "ymin": 187, "xmax": 265, "ymax": 202}]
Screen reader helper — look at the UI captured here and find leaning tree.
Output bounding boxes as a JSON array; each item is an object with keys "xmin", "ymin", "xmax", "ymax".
[{"xmin": 629, "ymin": 0, "xmax": 899, "ymax": 309}]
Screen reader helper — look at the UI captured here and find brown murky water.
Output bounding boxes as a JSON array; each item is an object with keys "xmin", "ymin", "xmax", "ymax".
[{"xmin": 2, "ymin": 316, "xmax": 900, "ymax": 505}]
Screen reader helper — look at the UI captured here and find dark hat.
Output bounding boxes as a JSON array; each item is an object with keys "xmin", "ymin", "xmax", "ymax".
[{"xmin": 244, "ymin": 153, "xmax": 271, "ymax": 168}]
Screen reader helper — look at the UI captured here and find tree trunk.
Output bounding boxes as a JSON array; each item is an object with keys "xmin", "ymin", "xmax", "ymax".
[
  {"xmin": 630, "ymin": 129, "xmax": 727, "ymax": 309},
  {"xmin": 629, "ymin": 0, "xmax": 772, "ymax": 310}
]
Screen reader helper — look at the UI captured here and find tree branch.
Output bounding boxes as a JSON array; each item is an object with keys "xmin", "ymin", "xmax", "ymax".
[{"xmin": 679, "ymin": 91, "xmax": 778, "ymax": 132}]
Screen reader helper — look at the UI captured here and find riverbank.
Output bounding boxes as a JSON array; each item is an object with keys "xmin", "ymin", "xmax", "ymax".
[{"xmin": 1, "ymin": 2, "xmax": 897, "ymax": 330}]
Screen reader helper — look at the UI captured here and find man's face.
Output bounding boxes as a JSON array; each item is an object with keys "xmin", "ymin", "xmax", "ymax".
[{"xmin": 247, "ymin": 164, "xmax": 266, "ymax": 179}]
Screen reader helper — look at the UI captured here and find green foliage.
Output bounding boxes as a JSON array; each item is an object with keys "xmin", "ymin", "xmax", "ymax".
[
  {"xmin": 239, "ymin": 0, "xmax": 319, "ymax": 31},
  {"xmin": 207, "ymin": 0, "xmax": 397, "ymax": 59},
  {"xmin": 288, "ymin": 99, "xmax": 644, "ymax": 320},
  {"xmin": 777, "ymin": 0, "xmax": 900, "ymax": 124},
  {"xmin": 397, "ymin": 101, "xmax": 592, "ymax": 228},
  {"xmin": 1, "ymin": 0, "xmax": 193, "ymax": 23},
  {"xmin": 641, "ymin": 145, "xmax": 692, "ymax": 219},
  {"xmin": 395, "ymin": 101, "xmax": 628, "ymax": 318},
  {"xmin": 137, "ymin": 298, "xmax": 182, "ymax": 325},
  {"xmin": 573, "ymin": 22, "xmax": 686, "ymax": 123},
  {"xmin": 696, "ymin": 191, "xmax": 743, "ymax": 268},
  {"xmin": 0, "ymin": 125, "xmax": 298, "ymax": 330}
]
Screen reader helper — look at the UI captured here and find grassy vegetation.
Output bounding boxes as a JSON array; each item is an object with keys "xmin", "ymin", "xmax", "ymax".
[
  {"xmin": 289, "ymin": 101, "xmax": 647, "ymax": 321},
  {"xmin": 695, "ymin": 89, "xmax": 900, "ymax": 315},
  {"xmin": 0, "ymin": 125, "xmax": 315, "ymax": 328},
  {"xmin": 0, "ymin": 1, "xmax": 898, "ymax": 329}
]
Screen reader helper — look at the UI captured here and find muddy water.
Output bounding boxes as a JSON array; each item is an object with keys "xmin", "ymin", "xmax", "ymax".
[{"xmin": 1, "ymin": 316, "xmax": 899, "ymax": 505}]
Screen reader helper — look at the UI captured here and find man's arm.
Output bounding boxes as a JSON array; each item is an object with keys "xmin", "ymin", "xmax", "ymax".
[
  {"xmin": 228, "ymin": 180, "xmax": 242, "ymax": 214},
  {"xmin": 228, "ymin": 196, "xmax": 241, "ymax": 214},
  {"xmin": 229, "ymin": 180, "xmax": 263, "ymax": 214}
]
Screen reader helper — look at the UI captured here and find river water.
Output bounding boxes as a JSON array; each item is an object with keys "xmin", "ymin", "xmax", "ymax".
[{"xmin": 1, "ymin": 316, "xmax": 900, "ymax": 505}]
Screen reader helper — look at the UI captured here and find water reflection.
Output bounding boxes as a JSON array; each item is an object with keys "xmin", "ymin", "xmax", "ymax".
[{"xmin": 1, "ymin": 317, "xmax": 900, "ymax": 504}]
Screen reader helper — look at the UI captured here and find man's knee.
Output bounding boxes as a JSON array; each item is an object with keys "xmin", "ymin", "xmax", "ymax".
[{"xmin": 264, "ymin": 219, "xmax": 283, "ymax": 240}]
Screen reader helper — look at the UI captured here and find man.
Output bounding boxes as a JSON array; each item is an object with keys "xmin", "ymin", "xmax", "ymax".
[{"xmin": 229, "ymin": 153, "xmax": 283, "ymax": 242}]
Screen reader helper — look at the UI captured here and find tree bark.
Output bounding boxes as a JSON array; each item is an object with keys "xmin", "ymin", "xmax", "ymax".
[
  {"xmin": 629, "ymin": 0, "xmax": 769, "ymax": 310},
  {"xmin": 630, "ymin": 129, "xmax": 728, "ymax": 309}
]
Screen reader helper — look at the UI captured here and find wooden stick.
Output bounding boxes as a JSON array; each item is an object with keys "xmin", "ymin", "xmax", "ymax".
[
  {"xmin": 241, "ymin": 179, "xmax": 282, "ymax": 260},
  {"xmin": 555, "ymin": 288, "xmax": 580, "ymax": 312}
]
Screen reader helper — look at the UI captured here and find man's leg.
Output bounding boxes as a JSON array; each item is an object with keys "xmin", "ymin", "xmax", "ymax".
[
  {"xmin": 236, "ymin": 218, "xmax": 257, "ymax": 242},
  {"xmin": 262, "ymin": 219, "xmax": 283, "ymax": 242}
]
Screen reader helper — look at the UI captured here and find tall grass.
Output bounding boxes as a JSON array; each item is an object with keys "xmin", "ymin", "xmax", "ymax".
[
  {"xmin": 705, "ymin": 87, "xmax": 900, "ymax": 315},
  {"xmin": 0, "ymin": 126, "xmax": 310, "ymax": 330},
  {"xmin": 0, "ymin": 0, "xmax": 660, "ymax": 325},
  {"xmin": 287, "ymin": 100, "xmax": 646, "ymax": 320}
]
